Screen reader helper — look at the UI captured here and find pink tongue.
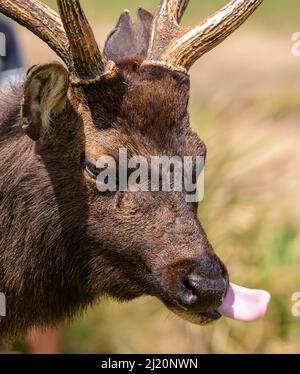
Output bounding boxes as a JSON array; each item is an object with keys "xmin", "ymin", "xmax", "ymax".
[{"xmin": 218, "ymin": 283, "xmax": 271, "ymax": 321}]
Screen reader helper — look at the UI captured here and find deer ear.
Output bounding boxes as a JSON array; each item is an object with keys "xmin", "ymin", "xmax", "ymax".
[{"xmin": 21, "ymin": 62, "xmax": 69, "ymax": 141}]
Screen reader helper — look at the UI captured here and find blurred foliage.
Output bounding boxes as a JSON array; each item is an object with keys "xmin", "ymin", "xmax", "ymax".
[
  {"xmin": 8, "ymin": 0, "xmax": 300, "ymax": 354},
  {"xmin": 43, "ymin": 0, "xmax": 300, "ymax": 30}
]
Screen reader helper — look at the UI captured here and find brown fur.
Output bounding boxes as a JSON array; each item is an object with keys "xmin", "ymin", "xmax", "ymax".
[{"xmin": 0, "ymin": 17, "xmax": 229, "ymax": 342}]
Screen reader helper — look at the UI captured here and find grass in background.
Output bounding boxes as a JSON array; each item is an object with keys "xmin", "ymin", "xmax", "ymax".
[
  {"xmin": 43, "ymin": 0, "xmax": 300, "ymax": 30},
  {"xmin": 9, "ymin": 0, "xmax": 300, "ymax": 354}
]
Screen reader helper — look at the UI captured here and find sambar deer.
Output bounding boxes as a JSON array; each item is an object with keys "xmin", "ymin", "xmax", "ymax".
[{"xmin": 0, "ymin": 0, "xmax": 270, "ymax": 343}]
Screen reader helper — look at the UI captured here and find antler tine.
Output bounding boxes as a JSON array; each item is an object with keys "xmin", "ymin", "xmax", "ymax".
[
  {"xmin": 147, "ymin": 0, "xmax": 190, "ymax": 68},
  {"xmin": 56, "ymin": 0, "xmax": 104, "ymax": 82},
  {"xmin": 146, "ymin": 0, "xmax": 264, "ymax": 73},
  {"xmin": 0, "ymin": 0, "xmax": 70, "ymax": 66},
  {"xmin": 169, "ymin": 0, "xmax": 264, "ymax": 71},
  {"xmin": 158, "ymin": 0, "xmax": 190, "ymax": 23}
]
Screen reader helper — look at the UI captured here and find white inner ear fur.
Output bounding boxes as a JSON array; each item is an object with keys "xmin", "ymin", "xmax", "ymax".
[{"xmin": 24, "ymin": 63, "xmax": 69, "ymax": 138}]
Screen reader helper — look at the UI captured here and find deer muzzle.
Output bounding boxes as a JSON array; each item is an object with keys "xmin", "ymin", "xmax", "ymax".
[
  {"xmin": 153, "ymin": 251, "xmax": 270, "ymax": 325},
  {"xmin": 153, "ymin": 252, "xmax": 229, "ymax": 324}
]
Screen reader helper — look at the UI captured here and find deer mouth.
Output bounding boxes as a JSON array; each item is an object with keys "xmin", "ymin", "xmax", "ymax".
[
  {"xmin": 184, "ymin": 310, "xmax": 223, "ymax": 325},
  {"xmin": 166, "ymin": 283, "xmax": 271, "ymax": 325},
  {"xmin": 166, "ymin": 304, "xmax": 222, "ymax": 325},
  {"xmin": 199, "ymin": 311, "xmax": 222, "ymax": 322}
]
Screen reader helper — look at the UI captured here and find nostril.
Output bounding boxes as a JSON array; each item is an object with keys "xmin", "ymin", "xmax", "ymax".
[
  {"xmin": 179, "ymin": 276, "xmax": 200, "ymax": 306},
  {"xmin": 178, "ymin": 271, "xmax": 228, "ymax": 311},
  {"xmin": 184, "ymin": 274, "xmax": 201, "ymax": 292}
]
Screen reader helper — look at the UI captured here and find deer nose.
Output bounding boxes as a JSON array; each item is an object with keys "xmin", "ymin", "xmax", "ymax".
[{"xmin": 177, "ymin": 253, "xmax": 228, "ymax": 312}]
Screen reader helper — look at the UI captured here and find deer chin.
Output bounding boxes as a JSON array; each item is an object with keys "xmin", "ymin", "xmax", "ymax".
[{"xmin": 167, "ymin": 306, "xmax": 222, "ymax": 325}]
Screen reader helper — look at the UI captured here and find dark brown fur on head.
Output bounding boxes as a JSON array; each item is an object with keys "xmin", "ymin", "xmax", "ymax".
[{"xmin": 0, "ymin": 9, "xmax": 228, "ymax": 342}]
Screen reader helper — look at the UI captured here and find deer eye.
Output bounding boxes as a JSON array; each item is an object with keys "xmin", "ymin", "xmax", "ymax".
[
  {"xmin": 84, "ymin": 157, "xmax": 120, "ymax": 192},
  {"xmin": 84, "ymin": 158, "xmax": 99, "ymax": 180}
]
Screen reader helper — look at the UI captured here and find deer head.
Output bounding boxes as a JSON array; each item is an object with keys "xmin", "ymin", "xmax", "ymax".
[{"xmin": 0, "ymin": 0, "xmax": 267, "ymax": 326}]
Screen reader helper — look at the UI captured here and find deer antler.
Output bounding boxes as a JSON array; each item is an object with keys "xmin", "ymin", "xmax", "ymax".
[
  {"xmin": 144, "ymin": 0, "xmax": 264, "ymax": 73},
  {"xmin": 56, "ymin": 0, "xmax": 105, "ymax": 81},
  {"xmin": 0, "ymin": 0, "xmax": 110, "ymax": 84},
  {"xmin": 0, "ymin": 0, "xmax": 70, "ymax": 65}
]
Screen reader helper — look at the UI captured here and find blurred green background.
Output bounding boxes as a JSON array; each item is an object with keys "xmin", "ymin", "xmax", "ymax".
[
  {"xmin": 6, "ymin": 0, "xmax": 300, "ymax": 353},
  {"xmin": 44, "ymin": 0, "xmax": 300, "ymax": 30}
]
